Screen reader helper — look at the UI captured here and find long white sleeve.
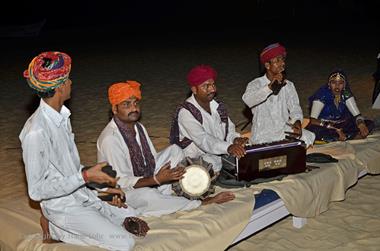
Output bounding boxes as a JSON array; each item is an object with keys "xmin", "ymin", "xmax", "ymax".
[
  {"xmin": 242, "ymin": 79, "xmax": 273, "ymax": 108},
  {"xmin": 285, "ymin": 81, "xmax": 304, "ymax": 123},
  {"xmin": 22, "ymin": 130, "xmax": 85, "ymax": 201},
  {"xmin": 97, "ymin": 133, "xmax": 142, "ymax": 190},
  {"xmin": 225, "ymin": 117, "xmax": 241, "ymax": 143},
  {"xmin": 178, "ymin": 109, "xmax": 230, "ymax": 155}
]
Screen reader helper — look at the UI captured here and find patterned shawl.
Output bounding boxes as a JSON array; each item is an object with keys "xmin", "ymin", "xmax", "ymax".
[{"xmin": 114, "ymin": 117, "xmax": 156, "ymax": 177}]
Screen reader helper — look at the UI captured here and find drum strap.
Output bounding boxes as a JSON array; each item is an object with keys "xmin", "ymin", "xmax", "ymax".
[{"xmin": 170, "ymin": 100, "xmax": 229, "ymax": 149}]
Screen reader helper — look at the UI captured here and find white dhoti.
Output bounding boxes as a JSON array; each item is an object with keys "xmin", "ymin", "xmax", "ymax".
[{"xmin": 47, "ymin": 202, "xmax": 137, "ymax": 251}]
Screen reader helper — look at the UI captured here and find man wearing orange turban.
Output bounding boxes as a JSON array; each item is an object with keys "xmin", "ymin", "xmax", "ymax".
[
  {"xmin": 19, "ymin": 52, "xmax": 148, "ymax": 250},
  {"xmin": 242, "ymin": 43, "xmax": 315, "ymax": 147},
  {"xmin": 99, "ymin": 81, "xmax": 201, "ymax": 216},
  {"xmin": 108, "ymin": 80, "xmax": 142, "ymax": 106}
]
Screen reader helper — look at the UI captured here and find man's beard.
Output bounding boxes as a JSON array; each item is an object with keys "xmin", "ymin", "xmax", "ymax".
[{"xmin": 207, "ymin": 92, "xmax": 216, "ymax": 100}]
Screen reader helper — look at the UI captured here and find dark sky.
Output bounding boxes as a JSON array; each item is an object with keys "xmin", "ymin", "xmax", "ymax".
[{"xmin": 2, "ymin": 0, "xmax": 379, "ymax": 33}]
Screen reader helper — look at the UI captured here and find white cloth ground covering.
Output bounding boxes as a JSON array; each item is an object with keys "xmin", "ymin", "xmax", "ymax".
[{"xmin": 1, "ymin": 132, "xmax": 380, "ymax": 250}]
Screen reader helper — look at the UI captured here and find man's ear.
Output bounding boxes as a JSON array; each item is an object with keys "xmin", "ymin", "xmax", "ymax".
[
  {"xmin": 264, "ymin": 62, "xmax": 270, "ymax": 70},
  {"xmin": 111, "ymin": 104, "xmax": 118, "ymax": 115},
  {"xmin": 191, "ymin": 86, "xmax": 197, "ymax": 95},
  {"xmin": 55, "ymin": 84, "xmax": 64, "ymax": 96}
]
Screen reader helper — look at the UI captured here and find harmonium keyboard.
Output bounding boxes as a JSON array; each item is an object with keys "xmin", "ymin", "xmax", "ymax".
[{"xmin": 224, "ymin": 138, "xmax": 306, "ymax": 182}]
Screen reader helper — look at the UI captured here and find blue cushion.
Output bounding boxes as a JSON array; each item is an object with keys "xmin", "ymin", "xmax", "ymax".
[{"xmin": 254, "ymin": 189, "xmax": 280, "ymax": 209}]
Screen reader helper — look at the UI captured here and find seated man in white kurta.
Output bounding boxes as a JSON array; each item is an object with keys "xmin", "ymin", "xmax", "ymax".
[
  {"xmin": 170, "ymin": 65, "xmax": 248, "ymax": 172},
  {"xmin": 20, "ymin": 51, "xmax": 148, "ymax": 251},
  {"xmin": 242, "ymin": 43, "xmax": 315, "ymax": 146},
  {"xmin": 97, "ymin": 81, "xmax": 235, "ymax": 217}
]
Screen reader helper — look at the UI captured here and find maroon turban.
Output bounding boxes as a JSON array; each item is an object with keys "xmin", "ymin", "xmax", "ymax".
[
  {"xmin": 260, "ymin": 43, "xmax": 286, "ymax": 65},
  {"xmin": 187, "ymin": 65, "xmax": 217, "ymax": 87}
]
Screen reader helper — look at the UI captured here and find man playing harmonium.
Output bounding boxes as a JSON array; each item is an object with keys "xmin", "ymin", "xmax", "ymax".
[
  {"xmin": 242, "ymin": 43, "xmax": 315, "ymax": 147},
  {"xmin": 97, "ymin": 81, "xmax": 235, "ymax": 217},
  {"xmin": 170, "ymin": 64, "xmax": 249, "ymax": 172}
]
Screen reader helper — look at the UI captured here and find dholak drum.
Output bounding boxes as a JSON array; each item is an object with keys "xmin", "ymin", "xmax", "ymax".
[{"xmin": 172, "ymin": 157, "xmax": 216, "ymax": 200}]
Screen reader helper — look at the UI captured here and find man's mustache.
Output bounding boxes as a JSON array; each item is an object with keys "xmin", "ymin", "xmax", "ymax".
[{"xmin": 128, "ymin": 111, "xmax": 140, "ymax": 116}]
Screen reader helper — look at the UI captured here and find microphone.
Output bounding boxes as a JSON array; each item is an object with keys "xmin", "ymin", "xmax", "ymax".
[{"xmin": 271, "ymin": 80, "xmax": 283, "ymax": 95}]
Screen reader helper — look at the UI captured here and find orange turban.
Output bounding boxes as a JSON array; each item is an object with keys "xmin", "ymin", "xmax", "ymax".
[{"xmin": 108, "ymin": 81, "xmax": 142, "ymax": 106}]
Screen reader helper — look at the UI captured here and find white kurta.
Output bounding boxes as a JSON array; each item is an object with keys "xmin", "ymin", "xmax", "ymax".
[
  {"xmin": 242, "ymin": 75, "xmax": 315, "ymax": 146},
  {"xmin": 19, "ymin": 99, "xmax": 137, "ymax": 251},
  {"xmin": 97, "ymin": 119, "xmax": 201, "ymax": 217},
  {"xmin": 177, "ymin": 94, "xmax": 241, "ymax": 172}
]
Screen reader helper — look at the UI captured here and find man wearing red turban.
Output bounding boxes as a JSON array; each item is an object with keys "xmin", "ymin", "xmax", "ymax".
[
  {"xmin": 20, "ymin": 52, "xmax": 148, "ymax": 250},
  {"xmin": 170, "ymin": 65, "xmax": 248, "ymax": 178},
  {"xmin": 242, "ymin": 43, "xmax": 315, "ymax": 146}
]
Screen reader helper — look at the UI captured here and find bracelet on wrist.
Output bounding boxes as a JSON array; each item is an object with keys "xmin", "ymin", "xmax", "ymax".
[
  {"xmin": 153, "ymin": 175, "xmax": 161, "ymax": 185},
  {"xmin": 82, "ymin": 170, "xmax": 89, "ymax": 183}
]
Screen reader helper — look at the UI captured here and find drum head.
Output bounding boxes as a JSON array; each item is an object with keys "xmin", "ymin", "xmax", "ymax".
[{"xmin": 180, "ymin": 164, "xmax": 211, "ymax": 197}]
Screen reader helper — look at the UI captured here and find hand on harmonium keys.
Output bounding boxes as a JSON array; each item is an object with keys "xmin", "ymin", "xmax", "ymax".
[
  {"xmin": 227, "ymin": 142, "xmax": 246, "ymax": 159},
  {"xmin": 233, "ymin": 137, "xmax": 249, "ymax": 146}
]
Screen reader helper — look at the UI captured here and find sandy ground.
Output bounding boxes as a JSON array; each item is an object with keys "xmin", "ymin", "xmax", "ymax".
[{"xmin": 1, "ymin": 26, "xmax": 380, "ymax": 250}]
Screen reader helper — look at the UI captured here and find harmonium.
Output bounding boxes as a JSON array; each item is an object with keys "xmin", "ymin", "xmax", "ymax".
[{"xmin": 224, "ymin": 138, "xmax": 306, "ymax": 182}]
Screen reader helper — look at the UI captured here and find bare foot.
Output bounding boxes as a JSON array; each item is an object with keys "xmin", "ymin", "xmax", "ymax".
[{"xmin": 201, "ymin": 191, "xmax": 235, "ymax": 205}]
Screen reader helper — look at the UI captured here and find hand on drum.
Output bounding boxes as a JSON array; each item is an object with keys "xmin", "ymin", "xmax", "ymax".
[
  {"xmin": 227, "ymin": 144, "xmax": 246, "ymax": 158},
  {"xmin": 156, "ymin": 162, "xmax": 186, "ymax": 184},
  {"xmin": 202, "ymin": 191, "xmax": 235, "ymax": 205}
]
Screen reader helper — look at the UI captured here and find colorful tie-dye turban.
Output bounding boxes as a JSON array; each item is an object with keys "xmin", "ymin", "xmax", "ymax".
[
  {"xmin": 108, "ymin": 81, "xmax": 142, "ymax": 106},
  {"xmin": 23, "ymin": 51, "xmax": 72, "ymax": 92},
  {"xmin": 260, "ymin": 43, "xmax": 287, "ymax": 65},
  {"xmin": 187, "ymin": 65, "xmax": 217, "ymax": 87}
]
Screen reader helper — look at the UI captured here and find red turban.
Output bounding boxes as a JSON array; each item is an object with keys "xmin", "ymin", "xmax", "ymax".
[
  {"xmin": 23, "ymin": 51, "xmax": 72, "ymax": 92},
  {"xmin": 108, "ymin": 81, "xmax": 142, "ymax": 106},
  {"xmin": 187, "ymin": 65, "xmax": 217, "ymax": 87},
  {"xmin": 260, "ymin": 43, "xmax": 286, "ymax": 65}
]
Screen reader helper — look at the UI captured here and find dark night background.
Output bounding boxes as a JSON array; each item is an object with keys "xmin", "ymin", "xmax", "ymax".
[{"xmin": 1, "ymin": 0, "xmax": 380, "ymax": 37}]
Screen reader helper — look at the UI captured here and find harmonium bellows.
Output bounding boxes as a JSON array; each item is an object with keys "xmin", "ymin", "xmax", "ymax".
[{"xmin": 226, "ymin": 139, "xmax": 306, "ymax": 182}]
